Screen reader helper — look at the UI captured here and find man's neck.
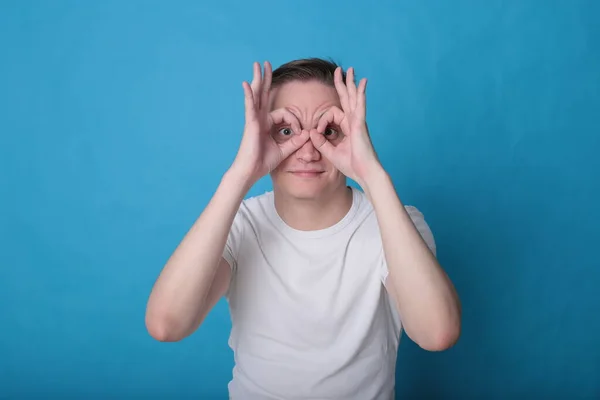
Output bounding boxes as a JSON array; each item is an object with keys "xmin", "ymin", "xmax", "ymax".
[{"xmin": 273, "ymin": 185, "xmax": 353, "ymax": 231}]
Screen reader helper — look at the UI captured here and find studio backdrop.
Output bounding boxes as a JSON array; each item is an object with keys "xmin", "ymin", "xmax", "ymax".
[{"xmin": 1, "ymin": 0, "xmax": 598, "ymax": 398}]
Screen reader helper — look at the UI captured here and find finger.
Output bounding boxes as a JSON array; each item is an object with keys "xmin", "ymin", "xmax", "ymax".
[
  {"xmin": 269, "ymin": 108, "xmax": 301, "ymax": 134},
  {"xmin": 261, "ymin": 61, "xmax": 272, "ymax": 113},
  {"xmin": 310, "ymin": 129, "xmax": 336, "ymax": 160},
  {"xmin": 279, "ymin": 130, "xmax": 310, "ymax": 159},
  {"xmin": 316, "ymin": 106, "xmax": 345, "ymax": 133},
  {"xmin": 346, "ymin": 67, "xmax": 357, "ymax": 108},
  {"xmin": 316, "ymin": 110, "xmax": 333, "ymax": 133},
  {"xmin": 250, "ymin": 62, "xmax": 262, "ymax": 108},
  {"xmin": 334, "ymin": 67, "xmax": 350, "ymax": 112},
  {"xmin": 242, "ymin": 81, "xmax": 256, "ymax": 122},
  {"xmin": 356, "ymin": 78, "xmax": 367, "ymax": 119}
]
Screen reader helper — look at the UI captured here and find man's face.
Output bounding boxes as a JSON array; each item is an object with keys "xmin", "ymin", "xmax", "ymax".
[{"xmin": 269, "ymin": 80, "xmax": 346, "ymax": 200}]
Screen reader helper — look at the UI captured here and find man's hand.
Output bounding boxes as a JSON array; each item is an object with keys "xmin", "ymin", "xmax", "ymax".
[
  {"xmin": 230, "ymin": 61, "xmax": 310, "ymax": 184},
  {"xmin": 309, "ymin": 67, "xmax": 381, "ymax": 187}
]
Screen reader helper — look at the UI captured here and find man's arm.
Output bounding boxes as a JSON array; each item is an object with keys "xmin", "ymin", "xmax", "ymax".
[
  {"xmin": 145, "ymin": 168, "xmax": 252, "ymax": 342},
  {"xmin": 305, "ymin": 65, "xmax": 460, "ymax": 350},
  {"xmin": 145, "ymin": 61, "xmax": 312, "ymax": 343},
  {"xmin": 362, "ymin": 167, "xmax": 461, "ymax": 351}
]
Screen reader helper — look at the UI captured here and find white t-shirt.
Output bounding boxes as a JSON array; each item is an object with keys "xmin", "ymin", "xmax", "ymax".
[{"xmin": 222, "ymin": 186, "xmax": 436, "ymax": 400}]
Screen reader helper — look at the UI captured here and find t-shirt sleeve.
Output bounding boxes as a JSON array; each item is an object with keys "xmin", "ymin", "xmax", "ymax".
[
  {"xmin": 222, "ymin": 206, "xmax": 246, "ymax": 274},
  {"xmin": 380, "ymin": 206, "xmax": 437, "ymax": 283}
]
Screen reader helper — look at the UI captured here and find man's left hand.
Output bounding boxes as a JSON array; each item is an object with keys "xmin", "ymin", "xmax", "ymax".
[{"xmin": 309, "ymin": 66, "xmax": 382, "ymax": 187}]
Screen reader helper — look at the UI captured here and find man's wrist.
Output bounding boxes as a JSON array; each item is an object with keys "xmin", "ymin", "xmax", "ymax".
[
  {"xmin": 223, "ymin": 166, "xmax": 256, "ymax": 193},
  {"xmin": 357, "ymin": 162, "xmax": 389, "ymax": 199}
]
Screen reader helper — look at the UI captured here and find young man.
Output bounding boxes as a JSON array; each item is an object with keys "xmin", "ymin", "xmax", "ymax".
[{"xmin": 145, "ymin": 58, "xmax": 461, "ymax": 399}]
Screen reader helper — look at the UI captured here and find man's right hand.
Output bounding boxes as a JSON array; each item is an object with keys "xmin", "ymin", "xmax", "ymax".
[{"xmin": 230, "ymin": 61, "xmax": 310, "ymax": 183}]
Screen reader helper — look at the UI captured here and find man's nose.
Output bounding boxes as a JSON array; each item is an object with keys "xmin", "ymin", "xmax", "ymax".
[{"xmin": 296, "ymin": 130, "xmax": 321, "ymax": 162}]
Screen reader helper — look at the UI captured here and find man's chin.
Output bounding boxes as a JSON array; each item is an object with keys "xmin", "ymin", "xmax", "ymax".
[
  {"xmin": 272, "ymin": 177, "xmax": 325, "ymax": 199},
  {"xmin": 274, "ymin": 178, "xmax": 349, "ymax": 201},
  {"xmin": 277, "ymin": 185, "xmax": 323, "ymax": 200}
]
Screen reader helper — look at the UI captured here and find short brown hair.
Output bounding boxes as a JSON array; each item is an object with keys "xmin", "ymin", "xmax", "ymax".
[{"xmin": 271, "ymin": 57, "xmax": 351, "ymax": 89}]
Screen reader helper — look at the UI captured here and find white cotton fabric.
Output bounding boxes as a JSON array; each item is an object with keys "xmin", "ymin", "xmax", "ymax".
[{"xmin": 222, "ymin": 186, "xmax": 436, "ymax": 400}]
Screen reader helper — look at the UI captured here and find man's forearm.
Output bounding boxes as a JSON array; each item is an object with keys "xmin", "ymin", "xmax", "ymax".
[
  {"xmin": 360, "ymin": 166, "xmax": 461, "ymax": 351},
  {"xmin": 145, "ymin": 167, "xmax": 253, "ymax": 341}
]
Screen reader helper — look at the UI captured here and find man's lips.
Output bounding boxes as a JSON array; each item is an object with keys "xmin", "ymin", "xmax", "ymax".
[{"xmin": 289, "ymin": 170, "xmax": 324, "ymax": 177}]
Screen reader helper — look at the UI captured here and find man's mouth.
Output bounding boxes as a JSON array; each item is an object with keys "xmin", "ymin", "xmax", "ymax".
[{"xmin": 289, "ymin": 170, "xmax": 324, "ymax": 177}]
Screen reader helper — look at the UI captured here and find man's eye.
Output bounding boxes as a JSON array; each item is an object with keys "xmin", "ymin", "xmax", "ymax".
[
  {"xmin": 324, "ymin": 127, "xmax": 338, "ymax": 138},
  {"xmin": 278, "ymin": 127, "xmax": 293, "ymax": 136}
]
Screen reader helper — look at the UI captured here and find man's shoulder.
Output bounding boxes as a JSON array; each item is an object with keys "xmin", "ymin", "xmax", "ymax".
[
  {"xmin": 240, "ymin": 190, "xmax": 273, "ymax": 211},
  {"xmin": 352, "ymin": 187, "xmax": 427, "ymax": 233},
  {"xmin": 232, "ymin": 190, "xmax": 274, "ymax": 225}
]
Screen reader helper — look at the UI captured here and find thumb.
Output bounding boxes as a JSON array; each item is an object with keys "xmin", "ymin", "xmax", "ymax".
[
  {"xmin": 278, "ymin": 130, "xmax": 310, "ymax": 159},
  {"xmin": 309, "ymin": 129, "xmax": 335, "ymax": 160}
]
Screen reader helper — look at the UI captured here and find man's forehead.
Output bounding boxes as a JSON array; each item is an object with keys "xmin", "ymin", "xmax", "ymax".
[{"xmin": 269, "ymin": 81, "xmax": 340, "ymax": 111}]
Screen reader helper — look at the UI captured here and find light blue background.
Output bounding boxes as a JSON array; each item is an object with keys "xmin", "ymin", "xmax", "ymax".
[{"xmin": 1, "ymin": 0, "xmax": 599, "ymax": 398}]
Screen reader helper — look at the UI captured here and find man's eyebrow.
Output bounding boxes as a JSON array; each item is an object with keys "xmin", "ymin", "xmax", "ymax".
[
  {"xmin": 284, "ymin": 107, "xmax": 299, "ymax": 118},
  {"xmin": 282, "ymin": 106, "xmax": 331, "ymax": 127}
]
